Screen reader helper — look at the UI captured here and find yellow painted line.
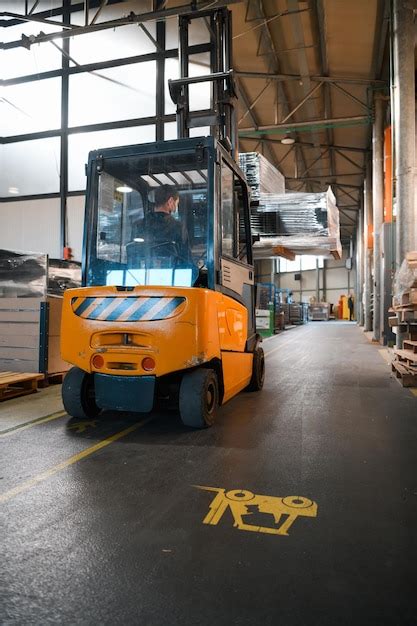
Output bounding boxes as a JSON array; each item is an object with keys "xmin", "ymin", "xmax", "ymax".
[
  {"xmin": 410, "ymin": 388, "xmax": 417, "ymax": 398},
  {"xmin": 265, "ymin": 328, "xmax": 312, "ymax": 358},
  {"xmin": 378, "ymin": 349, "xmax": 393, "ymax": 364},
  {"xmin": 0, "ymin": 410, "xmax": 67, "ymax": 438},
  {"xmin": 0, "ymin": 416, "xmax": 153, "ymax": 504}
]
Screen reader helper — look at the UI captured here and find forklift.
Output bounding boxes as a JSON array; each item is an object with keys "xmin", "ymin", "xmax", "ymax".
[{"xmin": 61, "ymin": 7, "xmax": 265, "ymax": 428}]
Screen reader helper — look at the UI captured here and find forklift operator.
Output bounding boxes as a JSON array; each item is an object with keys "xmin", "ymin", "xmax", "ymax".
[{"xmin": 133, "ymin": 185, "xmax": 191, "ymax": 263}]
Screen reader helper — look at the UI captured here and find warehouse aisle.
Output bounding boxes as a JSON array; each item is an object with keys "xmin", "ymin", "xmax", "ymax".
[{"xmin": 1, "ymin": 322, "xmax": 417, "ymax": 626}]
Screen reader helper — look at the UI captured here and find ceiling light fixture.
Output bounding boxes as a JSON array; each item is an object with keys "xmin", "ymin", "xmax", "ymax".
[
  {"xmin": 8, "ymin": 187, "xmax": 19, "ymax": 194},
  {"xmin": 281, "ymin": 137, "xmax": 295, "ymax": 145},
  {"xmin": 116, "ymin": 185, "xmax": 133, "ymax": 193}
]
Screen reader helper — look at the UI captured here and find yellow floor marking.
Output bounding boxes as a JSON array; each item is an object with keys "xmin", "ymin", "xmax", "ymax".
[
  {"xmin": 0, "ymin": 417, "xmax": 153, "ymax": 504},
  {"xmin": 410, "ymin": 388, "xmax": 417, "ymax": 397},
  {"xmin": 0, "ymin": 410, "xmax": 67, "ymax": 438},
  {"xmin": 265, "ymin": 329, "xmax": 312, "ymax": 358},
  {"xmin": 378, "ymin": 349, "xmax": 393, "ymax": 364},
  {"xmin": 67, "ymin": 419, "xmax": 98, "ymax": 433},
  {"xmin": 196, "ymin": 486, "xmax": 318, "ymax": 537}
]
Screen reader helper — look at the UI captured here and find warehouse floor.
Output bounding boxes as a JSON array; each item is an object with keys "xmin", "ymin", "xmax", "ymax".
[{"xmin": 1, "ymin": 322, "xmax": 417, "ymax": 626}]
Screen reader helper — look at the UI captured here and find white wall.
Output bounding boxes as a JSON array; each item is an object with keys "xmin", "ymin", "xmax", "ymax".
[
  {"xmin": 0, "ymin": 194, "xmax": 85, "ymax": 262},
  {"xmin": 276, "ymin": 250, "xmax": 356, "ymax": 307}
]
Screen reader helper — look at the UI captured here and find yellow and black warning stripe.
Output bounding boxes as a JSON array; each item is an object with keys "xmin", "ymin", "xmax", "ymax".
[{"xmin": 71, "ymin": 296, "xmax": 186, "ymax": 322}]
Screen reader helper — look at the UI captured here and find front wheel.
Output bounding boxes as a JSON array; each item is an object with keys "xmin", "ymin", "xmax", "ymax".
[
  {"xmin": 247, "ymin": 346, "xmax": 265, "ymax": 392},
  {"xmin": 62, "ymin": 367, "xmax": 101, "ymax": 419},
  {"xmin": 179, "ymin": 368, "xmax": 218, "ymax": 428}
]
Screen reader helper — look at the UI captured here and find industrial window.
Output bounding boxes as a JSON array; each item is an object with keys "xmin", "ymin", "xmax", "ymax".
[
  {"xmin": 68, "ymin": 62, "xmax": 157, "ymax": 127},
  {"xmin": 2, "ymin": 22, "xmax": 62, "ymax": 79},
  {"xmin": 1, "ymin": 138, "xmax": 60, "ymax": 197},
  {"xmin": 2, "ymin": 78, "xmax": 61, "ymax": 137},
  {"xmin": 68, "ymin": 126, "xmax": 156, "ymax": 192}
]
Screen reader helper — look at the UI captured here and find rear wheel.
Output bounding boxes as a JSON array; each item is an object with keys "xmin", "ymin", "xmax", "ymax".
[
  {"xmin": 62, "ymin": 367, "xmax": 101, "ymax": 419},
  {"xmin": 247, "ymin": 346, "xmax": 265, "ymax": 391},
  {"xmin": 179, "ymin": 368, "xmax": 218, "ymax": 428}
]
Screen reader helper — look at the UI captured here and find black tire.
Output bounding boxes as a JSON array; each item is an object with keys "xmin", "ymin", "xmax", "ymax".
[
  {"xmin": 62, "ymin": 367, "xmax": 101, "ymax": 419},
  {"xmin": 179, "ymin": 368, "xmax": 218, "ymax": 428},
  {"xmin": 247, "ymin": 346, "xmax": 265, "ymax": 392}
]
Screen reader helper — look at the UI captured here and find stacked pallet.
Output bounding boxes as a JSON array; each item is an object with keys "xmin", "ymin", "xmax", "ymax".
[{"xmin": 390, "ymin": 252, "xmax": 417, "ymax": 387}]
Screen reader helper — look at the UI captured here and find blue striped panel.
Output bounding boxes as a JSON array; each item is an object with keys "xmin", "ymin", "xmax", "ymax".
[
  {"xmin": 127, "ymin": 297, "xmax": 161, "ymax": 322},
  {"xmin": 105, "ymin": 297, "xmax": 140, "ymax": 322},
  {"xmin": 150, "ymin": 297, "xmax": 185, "ymax": 320},
  {"xmin": 87, "ymin": 297, "xmax": 118, "ymax": 320},
  {"xmin": 73, "ymin": 297, "xmax": 97, "ymax": 316}
]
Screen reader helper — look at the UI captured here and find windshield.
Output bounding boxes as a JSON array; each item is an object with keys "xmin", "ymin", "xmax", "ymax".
[{"xmin": 86, "ymin": 149, "xmax": 210, "ymax": 288}]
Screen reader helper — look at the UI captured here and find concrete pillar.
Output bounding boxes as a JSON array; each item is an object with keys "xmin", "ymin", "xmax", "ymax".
[
  {"xmin": 358, "ymin": 197, "xmax": 365, "ymax": 326},
  {"xmin": 372, "ymin": 95, "xmax": 385, "ymax": 342},
  {"xmin": 316, "ymin": 259, "xmax": 320, "ymax": 302},
  {"xmin": 363, "ymin": 159, "xmax": 373, "ymax": 332},
  {"xmin": 392, "ymin": 0, "xmax": 417, "ymax": 264}
]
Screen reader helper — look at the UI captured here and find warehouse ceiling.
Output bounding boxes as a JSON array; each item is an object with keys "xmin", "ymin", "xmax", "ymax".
[
  {"xmin": 2, "ymin": 0, "xmax": 390, "ymax": 242},
  {"xmin": 229, "ymin": 0, "xmax": 389, "ymax": 243}
]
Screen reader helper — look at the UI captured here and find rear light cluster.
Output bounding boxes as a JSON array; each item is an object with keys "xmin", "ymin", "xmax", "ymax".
[
  {"xmin": 91, "ymin": 354, "xmax": 155, "ymax": 372},
  {"xmin": 92, "ymin": 354, "xmax": 104, "ymax": 369},
  {"xmin": 141, "ymin": 357, "xmax": 155, "ymax": 371}
]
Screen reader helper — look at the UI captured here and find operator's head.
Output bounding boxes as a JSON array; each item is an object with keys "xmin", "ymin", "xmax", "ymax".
[{"xmin": 154, "ymin": 185, "xmax": 179, "ymax": 214}]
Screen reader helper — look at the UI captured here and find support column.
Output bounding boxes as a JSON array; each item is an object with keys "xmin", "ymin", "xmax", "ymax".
[
  {"xmin": 364, "ymin": 160, "xmax": 373, "ymax": 332},
  {"xmin": 372, "ymin": 95, "xmax": 385, "ymax": 342},
  {"xmin": 358, "ymin": 196, "xmax": 365, "ymax": 326},
  {"xmin": 59, "ymin": 0, "xmax": 71, "ymax": 256},
  {"xmin": 392, "ymin": 0, "xmax": 417, "ymax": 264}
]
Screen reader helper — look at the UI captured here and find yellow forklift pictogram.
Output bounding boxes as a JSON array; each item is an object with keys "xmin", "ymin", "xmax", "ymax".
[{"xmin": 197, "ymin": 487, "xmax": 318, "ymax": 536}]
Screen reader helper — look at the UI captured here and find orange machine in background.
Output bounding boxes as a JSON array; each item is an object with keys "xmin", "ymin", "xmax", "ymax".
[{"xmin": 384, "ymin": 126, "xmax": 393, "ymax": 223}]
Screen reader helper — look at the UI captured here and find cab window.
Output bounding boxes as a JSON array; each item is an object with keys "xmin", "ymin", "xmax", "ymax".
[{"xmin": 221, "ymin": 161, "xmax": 249, "ymax": 264}]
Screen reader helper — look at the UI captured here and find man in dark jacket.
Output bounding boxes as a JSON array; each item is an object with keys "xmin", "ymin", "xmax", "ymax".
[
  {"xmin": 132, "ymin": 185, "xmax": 190, "ymax": 264},
  {"xmin": 347, "ymin": 294, "xmax": 354, "ymax": 321}
]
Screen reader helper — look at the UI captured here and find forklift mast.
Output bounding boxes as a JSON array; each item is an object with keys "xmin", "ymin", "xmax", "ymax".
[{"xmin": 169, "ymin": 7, "xmax": 238, "ymax": 159}]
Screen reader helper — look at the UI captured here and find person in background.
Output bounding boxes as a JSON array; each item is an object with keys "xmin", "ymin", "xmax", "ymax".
[{"xmin": 348, "ymin": 294, "xmax": 354, "ymax": 321}]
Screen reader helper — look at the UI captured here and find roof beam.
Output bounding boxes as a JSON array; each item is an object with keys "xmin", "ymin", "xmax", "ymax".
[
  {"xmin": 239, "ymin": 115, "xmax": 370, "ymax": 134},
  {"xmin": 241, "ymin": 136, "xmax": 369, "ymax": 153},
  {"xmin": 1, "ymin": 0, "xmax": 243, "ymax": 49},
  {"xmin": 235, "ymin": 71, "xmax": 385, "ymax": 85}
]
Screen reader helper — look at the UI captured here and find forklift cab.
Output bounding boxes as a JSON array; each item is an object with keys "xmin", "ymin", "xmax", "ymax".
[{"xmin": 84, "ymin": 136, "xmax": 256, "ymax": 335}]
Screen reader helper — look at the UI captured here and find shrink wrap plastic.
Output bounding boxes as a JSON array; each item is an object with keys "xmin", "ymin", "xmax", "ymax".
[
  {"xmin": 252, "ymin": 187, "xmax": 342, "ymax": 259},
  {"xmin": 393, "ymin": 257, "xmax": 417, "ymax": 306},
  {"xmin": 0, "ymin": 249, "xmax": 81, "ymax": 298},
  {"xmin": 239, "ymin": 152, "xmax": 285, "ymax": 199}
]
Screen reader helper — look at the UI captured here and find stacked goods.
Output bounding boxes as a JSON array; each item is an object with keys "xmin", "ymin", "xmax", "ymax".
[
  {"xmin": 390, "ymin": 252, "xmax": 417, "ymax": 387},
  {"xmin": 252, "ymin": 187, "xmax": 342, "ymax": 260},
  {"xmin": 239, "ymin": 152, "xmax": 285, "ymax": 200},
  {"xmin": 0, "ymin": 249, "xmax": 81, "ymax": 381}
]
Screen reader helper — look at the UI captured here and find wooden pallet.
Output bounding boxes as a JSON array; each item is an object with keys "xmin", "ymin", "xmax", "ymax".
[
  {"xmin": 391, "ymin": 360, "xmax": 417, "ymax": 388},
  {"xmin": 403, "ymin": 340, "xmax": 417, "ymax": 354},
  {"xmin": 38, "ymin": 371, "xmax": 68, "ymax": 388},
  {"xmin": 0, "ymin": 371, "xmax": 44, "ymax": 401},
  {"xmin": 394, "ymin": 348, "xmax": 417, "ymax": 366}
]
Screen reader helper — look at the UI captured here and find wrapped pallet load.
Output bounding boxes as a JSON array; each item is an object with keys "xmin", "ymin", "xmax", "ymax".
[
  {"xmin": 239, "ymin": 152, "xmax": 285, "ymax": 200},
  {"xmin": 0, "ymin": 249, "xmax": 81, "ymax": 378},
  {"xmin": 251, "ymin": 187, "xmax": 342, "ymax": 260}
]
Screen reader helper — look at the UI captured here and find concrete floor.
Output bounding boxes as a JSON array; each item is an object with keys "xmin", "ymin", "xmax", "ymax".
[{"xmin": 1, "ymin": 322, "xmax": 416, "ymax": 625}]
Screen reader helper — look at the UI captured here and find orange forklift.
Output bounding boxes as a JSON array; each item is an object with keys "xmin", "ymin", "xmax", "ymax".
[{"xmin": 61, "ymin": 7, "xmax": 264, "ymax": 428}]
